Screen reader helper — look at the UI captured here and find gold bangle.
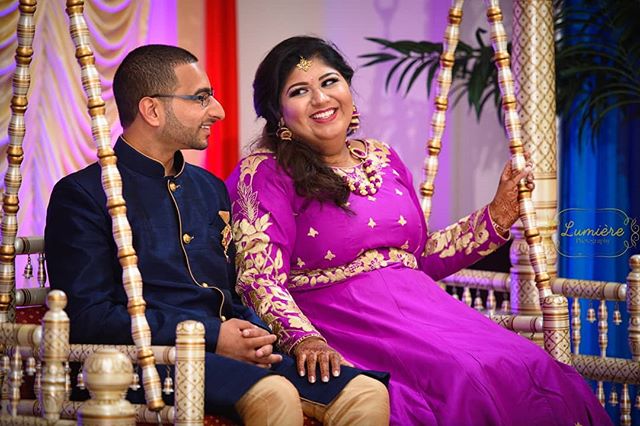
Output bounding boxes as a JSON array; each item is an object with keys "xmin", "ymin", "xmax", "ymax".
[
  {"xmin": 492, "ymin": 220, "xmax": 509, "ymax": 235},
  {"xmin": 487, "ymin": 204, "xmax": 510, "ymax": 236}
]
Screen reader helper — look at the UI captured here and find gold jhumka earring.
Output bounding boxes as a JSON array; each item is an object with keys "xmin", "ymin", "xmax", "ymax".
[
  {"xmin": 347, "ymin": 104, "xmax": 360, "ymax": 136},
  {"xmin": 276, "ymin": 118, "xmax": 293, "ymax": 141},
  {"xmin": 347, "ymin": 104, "xmax": 360, "ymax": 135}
]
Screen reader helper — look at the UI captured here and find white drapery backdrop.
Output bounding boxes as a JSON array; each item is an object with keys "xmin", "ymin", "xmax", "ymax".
[{"xmin": 0, "ymin": 0, "xmax": 151, "ymax": 236}]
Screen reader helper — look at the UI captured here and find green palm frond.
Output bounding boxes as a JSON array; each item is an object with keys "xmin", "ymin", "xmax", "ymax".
[
  {"xmin": 555, "ymin": 0, "xmax": 640, "ymax": 140},
  {"xmin": 361, "ymin": 29, "xmax": 504, "ymax": 123},
  {"xmin": 360, "ymin": 0, "xmax": 640, "ymax": 143}
]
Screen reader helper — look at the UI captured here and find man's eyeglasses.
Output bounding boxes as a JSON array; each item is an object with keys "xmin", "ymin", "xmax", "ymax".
[{"xmin": 149, "ymin": 92, "xmax": 214, "ymax": 108}]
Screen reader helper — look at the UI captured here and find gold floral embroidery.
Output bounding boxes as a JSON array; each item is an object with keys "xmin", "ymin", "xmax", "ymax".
[
  {"xmin": 235, "ymin": 154, "xmax": 270, "ymax": 223},
  {"xmin": 331, "ymin": 139, "xmax": 391, "ymax": 197},
  {"xmin": 289, "ymin": 248, "xmax": 418, "ymax": 289},
  {"xmin": 422, "ymin": 205, "xmax": 499, "ymax": 259},
  {"xmin": 307, "ymin": 227, "xmax": 319, "ymax": 237},
  {"xmin": 218, "ymin": 210, "xmax": 232, "ymax": 261},
  {"xmin": 231, "ymin": 141, "xmax": 396, "ymax": 352},
  {"xmin": 367, "ymin": 139, "xmax": 392, "ymax": 170},
  {"xmin": 233, "ymin": 153, "xmax": 321, "ymax": 353},
  {"xmin": 398, "ymin": 215, "xmax": 407, "ymax": 226},
  {"xmin": 368, "ymin": 218, "xmax": 377, "ymax": 228},
  {"xmin": 395, "ymin": 188, "xmax": 403, "ymax": 196},
  {"xmin": 478, "ymin": 242, "xmax": 499, "ymax": 257},
  {"xmin": 324, "ymin": 250, "xmax": 336, "ymax": 261}
]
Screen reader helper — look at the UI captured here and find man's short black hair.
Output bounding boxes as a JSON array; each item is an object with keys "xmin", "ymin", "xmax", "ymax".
[{"xmin": 113, "ymin": 44, "xmax": 198, "ymax": 128}]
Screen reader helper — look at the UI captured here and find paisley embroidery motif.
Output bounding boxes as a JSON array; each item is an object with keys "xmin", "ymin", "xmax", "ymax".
[{"xmin": 218, "ymin": 210, "xmax": 232, "ymax": 262}]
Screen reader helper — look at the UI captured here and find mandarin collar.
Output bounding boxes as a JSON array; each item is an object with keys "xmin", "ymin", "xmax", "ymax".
[{"xmin": 114, "ymin": 137, "xmax": 185, "ymax": 178}]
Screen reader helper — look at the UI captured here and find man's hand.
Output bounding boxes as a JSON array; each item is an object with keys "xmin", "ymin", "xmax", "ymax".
[
  {"xmin": 293, "ymin": 337, "xmax": 353, "ymax": 383},
  {"xmin": 216, "ymin": 318, "xmax": 283, "ymax": 368}
]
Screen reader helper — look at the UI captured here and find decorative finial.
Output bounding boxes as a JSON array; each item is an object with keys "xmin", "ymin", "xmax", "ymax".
[{"xmin": 296, "ymin": 56, "xmax": 312, "ymax": 72}]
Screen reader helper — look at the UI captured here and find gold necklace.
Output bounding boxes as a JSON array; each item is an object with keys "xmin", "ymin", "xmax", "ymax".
[{"xmin": 332, "ymin": 140, "xmax": 383, "ymax": 196}]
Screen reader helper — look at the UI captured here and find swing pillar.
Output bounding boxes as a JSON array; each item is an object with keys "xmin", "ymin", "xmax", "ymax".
[{"xmin": 509, "ymin": 0, "xmax": 559, "ymax": 318}]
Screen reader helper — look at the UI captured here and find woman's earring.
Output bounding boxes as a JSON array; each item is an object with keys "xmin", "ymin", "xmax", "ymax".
[
  {"xmin": 276, "ymin": 118, "xmax": 293, "ymax": 142},
  {"xmin": 347, "ymin": 104, "xmax": 360, "ymax": 135}
]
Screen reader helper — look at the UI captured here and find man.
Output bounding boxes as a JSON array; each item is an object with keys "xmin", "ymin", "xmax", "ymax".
[{"xmin": 45, "ymin": 45, "xmax": 388, "ymax": 425}]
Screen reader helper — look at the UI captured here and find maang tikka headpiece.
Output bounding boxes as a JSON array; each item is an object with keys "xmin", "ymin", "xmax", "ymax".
[{"xmin": 296, "ymin": 56, "xmax": 312, "ymax": 72}]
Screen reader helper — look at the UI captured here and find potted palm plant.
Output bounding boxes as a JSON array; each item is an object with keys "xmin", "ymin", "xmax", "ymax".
[{"xmin": 359, "ymin": 0, "xmax": 640, "ymax": 141}]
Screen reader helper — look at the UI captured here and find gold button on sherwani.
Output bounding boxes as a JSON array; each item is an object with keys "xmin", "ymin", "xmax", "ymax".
[{"xmin": 182, "ymin": 233, "xmax": 192, "ymax": 244}]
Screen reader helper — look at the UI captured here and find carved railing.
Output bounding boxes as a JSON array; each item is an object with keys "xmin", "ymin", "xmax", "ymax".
[
  {"xmin": 1, "ymin": 291, "xmax": 206, "ymax": 425},
  {"xmin": 441, "ymin": 254, "xmax": 640, "ymax": 425}
]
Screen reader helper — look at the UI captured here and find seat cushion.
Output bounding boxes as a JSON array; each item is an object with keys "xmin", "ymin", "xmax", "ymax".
[{"xmin": 15, "ymin": 305, "xmax": 47, "ymax": 324}]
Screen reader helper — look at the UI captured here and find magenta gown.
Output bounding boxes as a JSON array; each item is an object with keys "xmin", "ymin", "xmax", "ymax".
[{"xmin": 226, "ymin": 139, "xmax": 610, "ymax": 426}]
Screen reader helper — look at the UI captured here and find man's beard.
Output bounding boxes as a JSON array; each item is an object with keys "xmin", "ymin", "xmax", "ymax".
[{"xmin": 162, "ymin": 104, "xmax": 207, "ymax": 151}]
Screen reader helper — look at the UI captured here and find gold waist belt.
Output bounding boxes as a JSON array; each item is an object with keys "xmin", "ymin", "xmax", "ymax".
[{"xmin": 288, "ymin": 248, "xmax": 418, "ymax": 290}]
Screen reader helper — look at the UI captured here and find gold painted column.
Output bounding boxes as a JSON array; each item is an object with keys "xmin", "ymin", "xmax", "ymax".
[
  {"xmin": 510, "ymin": 0, "xmax": 572, "ymax": 364},
  {"xmin": 510, "ymin": 0, "xmax": 558, "ymax": 317},
  {"xmin": 627, "ymin": 255, "xmax": 640, "ymax": 360},
  {"xmin": 175, "ymin": 320, "xmax": 205, "ymax": 426},
  {"xmin": 65, "ymin": 0, "xmax": 164, "ymax": 409},
  {"xmin": 40, "ymin": 290, "xmax": 70, "ymax": 423}
]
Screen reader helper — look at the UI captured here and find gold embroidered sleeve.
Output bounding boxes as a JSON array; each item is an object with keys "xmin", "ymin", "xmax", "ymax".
[
  {"xmin": 421, "ymin": 205, "xmax": 508, "ymax": 281},
  {"xmin": 231, "ymin": 155, "xmax": 324, "ymax": 354}
]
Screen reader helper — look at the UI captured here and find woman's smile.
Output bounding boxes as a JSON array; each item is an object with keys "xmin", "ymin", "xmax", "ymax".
[
  {"xmin": 279, "ymin": 57, "xmax": 353, "ymax": 152},
  {"xmin": 310, "ymin": 107, "xmax": 338, "ymax": 122}
]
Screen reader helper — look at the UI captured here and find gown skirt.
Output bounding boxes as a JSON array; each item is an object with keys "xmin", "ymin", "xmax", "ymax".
[{"xmin": 291, "ymin": 264, "xmax": 612, "ymax": 426}]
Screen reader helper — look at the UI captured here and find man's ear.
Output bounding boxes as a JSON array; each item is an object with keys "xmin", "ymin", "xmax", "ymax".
[{"xmin": 137, "ymin": 97, "xmax": 161, "ymax": 127}]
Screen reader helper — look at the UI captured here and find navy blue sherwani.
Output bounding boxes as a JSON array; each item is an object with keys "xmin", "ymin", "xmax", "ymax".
[{"xmin": 45, "ymin": 138, "xmax": 374, "ymax": 417}]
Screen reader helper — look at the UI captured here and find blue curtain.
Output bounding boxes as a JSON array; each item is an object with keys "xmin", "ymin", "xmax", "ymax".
[
  {"xmin": 559, "ymin": 58, "xmax": 640, "ymax": 426},
  {"xmin": 560, "ymin": 103, "xmax": 639, "ymax": 341}
]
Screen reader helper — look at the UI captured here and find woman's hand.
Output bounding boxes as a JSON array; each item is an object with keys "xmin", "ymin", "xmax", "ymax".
[
  {"xmin": 293, "ymin": 337, "xmax": 353, "ymax": 383},
  {"xmin": 489, "ymin": 156, "xmax": 535, "ymax": 234}
]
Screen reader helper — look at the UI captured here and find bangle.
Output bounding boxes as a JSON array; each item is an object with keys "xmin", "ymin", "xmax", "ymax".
[
  {"xmin": 492, "ymin": 220, "xmax": 510, "ymax": 236},
  {"xmin": 487, "ymin": 204, "xmax": 510, "ymax": 236}
]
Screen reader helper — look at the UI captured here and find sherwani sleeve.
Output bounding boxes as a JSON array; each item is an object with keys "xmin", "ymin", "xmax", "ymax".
[
  {"xmin": 390, "ymin": 148, "xmax": 509, "ymax": 282},
  {"xmin": 227, "ymin": 155, "xmax": 324, "ymax": 354},
  {"xmin": 45, "ymin": 176, "xmax": 224, "ymax": 352}
]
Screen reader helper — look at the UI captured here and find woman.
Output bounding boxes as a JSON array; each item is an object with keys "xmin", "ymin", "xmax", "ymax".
[{"xmin": 227, "ymin": 36, "xmax": 610, "ymax": 425}]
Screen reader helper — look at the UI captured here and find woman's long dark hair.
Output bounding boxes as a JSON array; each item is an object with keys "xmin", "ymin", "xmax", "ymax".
[{"xmin": 253, "ymin": 36, "xmax": 355, "ymax": 207}]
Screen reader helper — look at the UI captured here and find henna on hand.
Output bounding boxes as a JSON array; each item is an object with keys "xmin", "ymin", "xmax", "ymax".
[
  {"xmin": 489, "ymin": 156, "xmax": 534, "ymax": 232},
  {"xmin": 293, "ymin": 337, "xmax": 352, "ymax": 383}
]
